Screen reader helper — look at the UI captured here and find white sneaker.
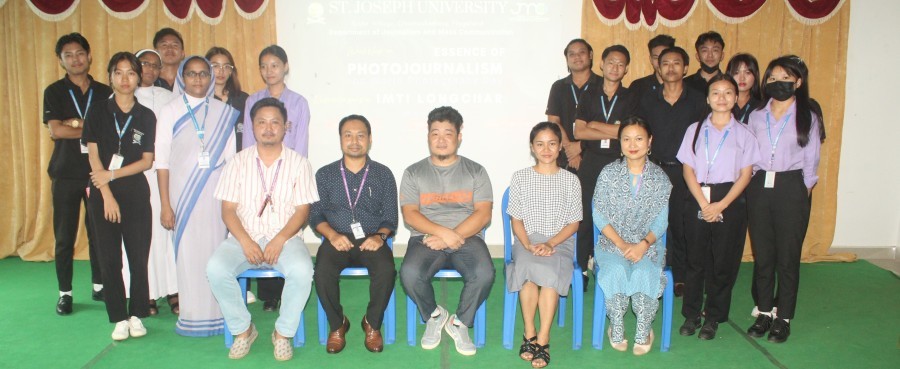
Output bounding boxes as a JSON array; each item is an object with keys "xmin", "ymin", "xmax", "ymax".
[
  {"xmin": 128, "ymin": 316, "xmax": 147, "ymax": 338},
  {"xmin": 444, "ymin": 315, "xmax": 476, "ymax": 356},
  {"xmin": 421, "ymin": 305, "xmax": 449, "ymax": 350},
  {"xmin": 112, "ymin": 321, "xmax": 130, "ymax": 341},
  {"xmin": 247, "ymin": 291, "xmax": 257, "ymax": 304}
]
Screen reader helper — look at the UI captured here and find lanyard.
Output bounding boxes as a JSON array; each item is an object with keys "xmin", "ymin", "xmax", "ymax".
[
  {"xmin": 704, "ymin": 125, "xmax": 731, "ymax": 182},
  {"xmin": 182, "ymin": 95, "xmax": 209, "ymax": 150},
  {"xmin": 114, "ymin": 113, "xmax": 133, "ymax": 155},
  {"xmin": 601, "ymin": 94, "xmax": 618, "ymax": 122},
  {"xmin": 765, "ymin": 112, "xmax": 793, "ymax": 166},
  {"xmin": 68, "ymin": 88, "xmax": 93, "ymax": 119},
  {"xmin": 340, "ymin": 162, "xmax": 370, "ymax": 222},
  {"xmin": 569, "ymin": 82, "xmax": 589, "ymax": 107},
  {"xmin": 737, "ymin": 104, "xmax": 752, "ymax": 123},
  {"xmin": 255, "ymin": 158, "xmax": 283, "ymax": 217}
]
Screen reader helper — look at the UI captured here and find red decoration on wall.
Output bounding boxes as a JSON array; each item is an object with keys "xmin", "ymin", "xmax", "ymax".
[
  {"xmin": 591, "ymin": 0, "xmax": 846, "ymax": 28},
  {"xmin": 22, "ymin": 0, "xmax": 267, "ymax": 22},
  {"xmin": 101, "ymin": 0, "xmax": 144, "ymax": 13},
  {"xmin": 708, "ymin": 0, "xmax": 766, "ymax": 18}
]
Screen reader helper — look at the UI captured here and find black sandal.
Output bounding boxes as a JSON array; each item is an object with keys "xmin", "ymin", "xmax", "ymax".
[
  {"xmin": 519, "ymin": 335, "xmax": 537, "ymax": 361},
  {"xmin": 167, "ymin": 294, "xmax": 179, "ymax": 315},
  {"xmin": 532, "ymin": 343, "xmax": 550, "ymax": 368},
  {"xmin": 148, "ymin": 299, "xmax": 159, "ymax": 316}
]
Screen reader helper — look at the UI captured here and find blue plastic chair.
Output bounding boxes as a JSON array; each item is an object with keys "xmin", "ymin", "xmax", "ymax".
[
  {"xmin": 500, "ymin": 187, "xmax": 584, "ymax": 350},
  {"xmin": 224, "ymin": 268, "xmax": 305, "ymax": 348},
  {"xmin": 316, "ymin": 238, "xmax": 396, "ymax": 345},
  {"xmin": 590, "ymin": 219, "xmax": 673, "ymax": 352}
]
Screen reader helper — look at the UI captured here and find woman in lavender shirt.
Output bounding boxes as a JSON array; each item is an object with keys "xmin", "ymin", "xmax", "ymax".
[{"xmin": 744, "ymin": 56, "xmax": 822, "ymax": 344}]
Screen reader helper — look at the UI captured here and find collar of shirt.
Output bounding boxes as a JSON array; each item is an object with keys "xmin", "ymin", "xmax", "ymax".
[
  {"xmin": 701, "ymin": 114, "xmax": 738, "ymax": 132},
  {"xmin": 761, "ymin": 98, "xmax": 798, "ymax": 117},
  {"xmin": 653, "ymin": 83, "xmax": 691, "ymax": 104},
  {"xmin": 564, "ymin": 72, "xmax": 600, "ymax": 89},
  {"xmin": 251, "ymin": 143, "xmax": 289, "ymax": 163}
]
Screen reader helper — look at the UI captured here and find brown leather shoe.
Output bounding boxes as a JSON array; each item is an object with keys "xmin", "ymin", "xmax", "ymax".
[
  {"xmin": 361, "ymin": 316, "xmax": 384, "ymax": 353},
  {"xmin": 326, "ymin": 316, "xmax": 350, "ymax": 354}
]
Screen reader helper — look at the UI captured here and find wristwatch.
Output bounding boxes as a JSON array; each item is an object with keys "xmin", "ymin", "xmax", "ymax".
[
  {"xmin": 375, "ymin": 232, "xmax": 389, "ymax": 241},
  {"xmin": 70, "ymin": 119, "xmax": 80, "ymax": 128}
]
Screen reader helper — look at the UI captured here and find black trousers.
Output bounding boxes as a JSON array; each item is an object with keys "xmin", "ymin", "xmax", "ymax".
[
  {"xmin": 746, "ymin": 170, "xmax": 809, "ymax": 320},
  {"xmin": 87, "ymin": 178, "xmax": 152, "ymax": 323},
  {"xmin": 682, "ymin": 182, "xmax": 747, "ymax": 323},
  {"xmin": 256, "ymin": 277, "xmax": 284, "ymax": 301},
  {"xmin": 659, "ymin": 164, "xmax": 688, "ymax": 284},
  {"xmin": 52, "ymin": 178, "xmax": 103, "ymax": 292},
  {"xmin": 314, "ymin": 235, "xmax": 396, "ymax": 331},
  {"xmin": 576, "ymin": 151, "xmax": 617, "ymax": 271}
]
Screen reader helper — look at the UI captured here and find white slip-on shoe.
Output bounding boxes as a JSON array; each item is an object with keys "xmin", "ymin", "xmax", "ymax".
[
  {"xmin": 128, "ymin": 316, "xmax": 147, "ymax": 338},
  {"xmin": 112, "ymin": 320, "xmax": 130, "ymax": 341},
  {"xmin": 229, "ymin": 324, "xmax": 259, "ymax": 359}
]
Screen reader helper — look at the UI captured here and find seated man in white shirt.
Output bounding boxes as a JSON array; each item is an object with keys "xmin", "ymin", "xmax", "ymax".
[{"xmin": 206, "ymin": 97, "xmax": 319, "ymax": 361}]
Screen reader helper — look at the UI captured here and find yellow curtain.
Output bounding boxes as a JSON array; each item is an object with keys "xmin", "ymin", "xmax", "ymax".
[
  {"xmin": 581, "ymin": 0, "xmax": 855, "ymax": 262},
  {"xmin": 0, "ymin": 0, "xmax": 276, "ymax": 261}
]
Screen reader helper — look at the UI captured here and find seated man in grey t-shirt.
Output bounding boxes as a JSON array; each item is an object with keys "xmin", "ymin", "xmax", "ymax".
[{"xmin": 399, "ymin": 106, "xmax": 494, "ymax": 356}]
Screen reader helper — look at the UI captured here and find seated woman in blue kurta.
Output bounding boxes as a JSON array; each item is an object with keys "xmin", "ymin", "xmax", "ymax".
[{"xmin": 593, "ymin": 117, "xmax": 671, "ymax": 355}]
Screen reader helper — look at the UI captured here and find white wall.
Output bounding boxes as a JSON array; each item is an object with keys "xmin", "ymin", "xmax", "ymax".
[
  {"xmin": 833, "ymin": 0, "xmax": 900, "ymax": 248},
  {"xmin": 276, "ymin": 0, "xmax": 582, "ymax": 246}
]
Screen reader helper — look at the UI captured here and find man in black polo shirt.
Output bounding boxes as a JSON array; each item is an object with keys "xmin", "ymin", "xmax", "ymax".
[
  {"xmin": 153, "ymin": 28, "xmax": 184, "ymax": 91},
  {"xmin": 546, "ymin": 39, "xmax": 602, "ymax": 173},
  {"xmin": 43, "ymin": 33, "xmax": 112, "ymax": 315},
  {"xmin": 684, "ymin": 31, "xmax": 724, "ymax": 94},
  {"xmin": 629, "ymin": 34, "xmax": 675, "ymax": 102},
  {"xmin": 573, "ymin": 44, "xmax": 637, "ymax": 289},
  {"xmin": 637, "ymin": 47, "xmax": 706, "ymax": 296}
]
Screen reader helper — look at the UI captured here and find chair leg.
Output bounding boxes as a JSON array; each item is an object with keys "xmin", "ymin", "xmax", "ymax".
[
  {"xmin": 385, "ymin": 289, "xmax": 396, "ymax": 344},
  {"xmin": 294, "ymin": 311, "xmax": 305, "ymax": 347},
  {"xmin": 475, "ymin": 299, "xmax": 486, "ymax": 348},
  {"xmin": 317, "ymin": 298, "xmax": 327, "ymax": 345},
  {"xmin": 502, "ymin": 287, "xmax": 518, "ymax": 350},
  {"xmin": 558, "ymin": 295, "xmax": 567, "ymax": 328},
  {"xmin": 662, "ymin": 268, "xmax": 674, "ymax": 352},
  {"xmin": 592, "ymin": 279, "xmax": 606, "ymax": 350},
  {"xmin": 572, "ymin": 267, "xmax": 584, "ymax": 350},
  {"xmin": 407, "ymin": 296, "xmax": 417, "ymax": 346}
]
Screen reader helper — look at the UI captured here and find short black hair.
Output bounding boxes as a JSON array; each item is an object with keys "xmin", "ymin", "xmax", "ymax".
[
  {"xmin": 153, "ymin": 28, "xmax": 184, "ymax": 49},
  {"xmin": 107, "ymin": 52, "xmax": 142, "ymax": 80},
  {"xmin": 647, "ymin": 34, "xmax": 675, "ymax": 52},
  {"xmin": 250, "ymin": 97, "xmax": 287, "ymax": 122},
  {"xmin": 694, "ymin": 31, "xmax": 725, "ymax": 51},
  {"xmin": 259, "ymin": 45, "xmax": 288, "ymax": 65},
  {"xmin": 564, "ymin": 38, "xmax": 593, "ymax": 70},
  {"xmin": 55, "ymin": 33, "xmax": 90, "ymax": 57},
  {"xmin": 659, "ymin": 47, "xmax": 690, "ymax": 66},
  {"xmin": 338, "ymin": 114, "xmax": 371, "ymax": 135},
  {"xmin": 529, "ymin": 122, "xmax": 562, "ymax": 144},
  {"xmin": 602, "ymin": 44, "xmax": 631, "ymax": 65},
  {"xmin": 427, "ymin": 106, "xmax": 463, "ymax": 132}
]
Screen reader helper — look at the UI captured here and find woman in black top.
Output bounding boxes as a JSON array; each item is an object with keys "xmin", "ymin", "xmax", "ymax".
[
  {"xmin": 726, "ymin": 53, "xmax": 762, "ymax": 124},
  {"xmin": 206, "ymin": 47, "xmax": 249, "ymax": 151},
  {"xmin": 83, "ymin": 52, "xmax": 156, "ymax": 341}
]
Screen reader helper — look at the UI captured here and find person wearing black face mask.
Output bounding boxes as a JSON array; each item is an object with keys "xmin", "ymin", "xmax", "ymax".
[
  {"xmin": 744, "ymin": 55, "xmax": 823, "ymax": 344},
  {"xmin": 685, "ymin": 32, "xmax": 725, "ymax": 94}
]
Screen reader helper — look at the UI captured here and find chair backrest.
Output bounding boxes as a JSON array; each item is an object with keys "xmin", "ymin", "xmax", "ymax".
[{"xmin": 502, "ymin": 186, "xmax": 576, "ymax": 265}]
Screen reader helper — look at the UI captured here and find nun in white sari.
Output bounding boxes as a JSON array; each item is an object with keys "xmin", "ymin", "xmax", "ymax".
[{"xmin": 156, "ymin": 56, "xmax": 237, "ymax": 336}]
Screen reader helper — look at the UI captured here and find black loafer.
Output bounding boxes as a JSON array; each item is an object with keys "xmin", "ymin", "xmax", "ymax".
[
  {"xmin": 698, "ymin": 321, "xmax": 718, "ymax": 340},
  {"xmin": 263, "ymin": 299, "xmax": 280, "ymax": 312},
  {"xmin": 767, "ymin": 318, "xmax": 790, "ymax": 343},
  {"xmin": 679, "ymin": 316, "xmax": 702, "ymax": 336},
  {"xmin": 582, "ymin": 274, "xmax": 589, "ymax": 293},
  {"xmin": 56, "ymin": 295, "xmax": 73, "ymax": 315},
  {"xmin": 92, "ymin": 289, "xmax": 104, "ymax": 301},
  {"xmin": 747, "ymin": 314, "xmax": 773, "ymax": 338}
]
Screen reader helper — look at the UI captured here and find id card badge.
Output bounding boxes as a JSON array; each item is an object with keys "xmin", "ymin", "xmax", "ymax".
[
  {"xmin": 701, "ymin": 186, "xmax": 711, "ymax": 203},
  {"xmin": 764, "ymin": 171, "xmax": 776, "ymax": 188},
  {"xmin": 80, "ymin": 143, "xmax": 89, "ymax": 154},
  {"xmin": 350, "ymin": 222, "xmax": 366, "ymax": 240},
  {"xmin": 198, "ymin": 151, "xmax": 210, "ymax": 169},
  {"xmin": 600, "ymin": 139, "xmax": 611, "ymax": 149},
  {"xmin": 108, "ymin": 154, "xmax": 124, "ymax": 170}
]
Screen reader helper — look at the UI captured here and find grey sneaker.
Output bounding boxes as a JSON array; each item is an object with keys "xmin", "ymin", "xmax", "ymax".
[
  {"xmin": 444, "ymin": 315, "xmax": 476, "ymax": 356},
  {"xmin": 421, "ymin": 305, "xmax": 449, "ymax": 350}
]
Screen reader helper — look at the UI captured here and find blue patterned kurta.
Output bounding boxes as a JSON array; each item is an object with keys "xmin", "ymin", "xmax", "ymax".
[{"xmin": 593, "ymin": 159, "xmax": 671, "ymax": 298}]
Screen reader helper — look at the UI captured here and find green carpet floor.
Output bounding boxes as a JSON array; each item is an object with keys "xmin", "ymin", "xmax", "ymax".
[{"xmin": 0, "ymin": 257, "xmax": 897, "ymax": 369}]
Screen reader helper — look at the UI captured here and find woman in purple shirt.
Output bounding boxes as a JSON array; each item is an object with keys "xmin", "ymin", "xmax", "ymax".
[
  {"xmin": 745, "ymin": 55, "xmax": 822, "ymax": 344},
  {"xmin": 676, "ymin": 74, "xmax": 760, "ymax": 340}
]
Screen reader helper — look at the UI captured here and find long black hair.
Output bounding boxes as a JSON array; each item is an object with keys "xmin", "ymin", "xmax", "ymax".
[
  {"xmin": 759, "ymin": 55, "xmax": 824, "ymax": 147},
  {"xmin": 726, "ymin": 53, "xmax": 761, "ymax": 101}
]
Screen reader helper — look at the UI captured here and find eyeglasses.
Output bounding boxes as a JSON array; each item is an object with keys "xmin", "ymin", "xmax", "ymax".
[
  {"xmin": 140, "ymin": 61, "xmax": 161, "ymax": 70},
  {"xmin": 211, "ymin": 63, "xmax": 235, "ymax": 72},
  {"xmin": 183, "ymin": 71, "xmax": 211, "ymax": 79}
]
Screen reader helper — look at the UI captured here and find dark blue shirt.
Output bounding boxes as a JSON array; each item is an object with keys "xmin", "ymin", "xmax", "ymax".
[{"xmin": 309, "ymin": 157, "xmax": 398, "ymax": 236}]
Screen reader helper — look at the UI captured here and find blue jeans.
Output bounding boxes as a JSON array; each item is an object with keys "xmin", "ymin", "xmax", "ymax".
[
  {"xmin": 399, "ymin": 235, "xmax": 495, "ymax": 327},
  {"xmin": 206, "ymin": 236, "xmax": 313, "ymax": 337}
]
